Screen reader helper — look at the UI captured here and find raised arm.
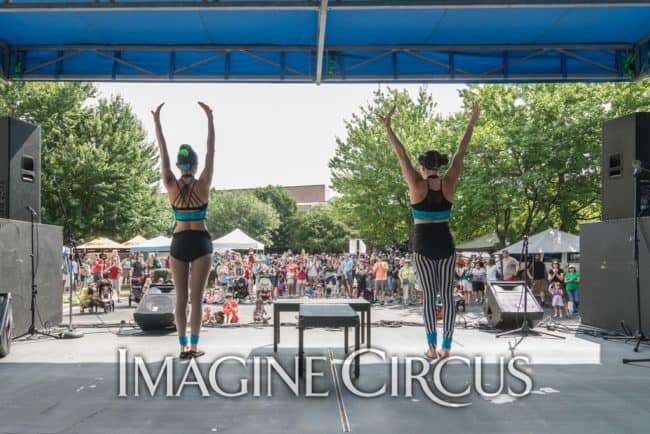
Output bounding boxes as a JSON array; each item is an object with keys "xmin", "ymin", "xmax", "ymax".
[
  {"xmin": 198, "ymin": 101, "xmax": 215, "ymax": 185},
  {"xmin": 381, "ymin": 106, "xmax": 421, "ymax": 189},
  {"xmin": 151, "ymin": 103, "xmax": 175, "ymax": 188},
  {"xmin": 445, "ymin": 101, "xmax": 480, "ymax": 184}
]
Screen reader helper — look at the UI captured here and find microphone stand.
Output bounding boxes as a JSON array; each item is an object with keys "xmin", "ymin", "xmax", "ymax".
[
  {"xmin": 51, "ymin": 176, "xmax": 83, "ymax": 339},
  {"xmin": 15, "ymin": 206, "xmax": 58, "ymax": 340},
  {"xmin": 496, "ymin": 234, "xmax": 564, "ymax": 349}
]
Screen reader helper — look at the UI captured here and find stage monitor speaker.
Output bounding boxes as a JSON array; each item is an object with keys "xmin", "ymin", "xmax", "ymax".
[
  {"xmin": 133, "ymin": 284, "xmax": 178, "ymax": 332},
  {"xmin": 0, "ymin": 117, "xmax": 41, "ymax": 222},
  {"xmin": 602, "ymin": 112, "xmax": 650, "ymax": 220},
  {"xmin": 0, "ymin": 293, "xmax": 13, "ymax": 357},
  {"xmin": 483, "ymin": 281, "xmax": 543, "ymax": 329}
]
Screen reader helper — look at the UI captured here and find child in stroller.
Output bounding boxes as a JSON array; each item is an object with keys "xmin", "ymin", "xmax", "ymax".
[{"xmin": 96, "ymin": 279, "xmax": 115, "ymax": 313}]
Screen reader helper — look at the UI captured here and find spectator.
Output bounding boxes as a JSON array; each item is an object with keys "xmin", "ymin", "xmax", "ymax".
[
  {"xmin": 399, "ymin": 258, "xmax": 416, "ymax": 305},
  {"xmin": 456, "ymin": 258, "xmax": 472, "ymax": 306},
  {"xmin": 253, "ymin": 299, "xmax": 271, "ymax": 323},
  {"xmin": 528, "ymin": 253, "xmax": 547, "ymax": 305},
  {"xmin": 549, "ymin": 282, "xmax": 564, "ymax": 318},
  {"xmin": 470, "ymin": 260, "xmax": 487, "ymax": 304},
  {"xmin": 486, "ymin": 257, "xmax": 499, "ymax": 282},
  {"xmin": 107, "ymin": 258, "xmax": 122, "ymax": 302},
  {"xmin": 223, "ymin": 294, "xmax": 239, "ymax": 324},
  {"xmin": 499, "ymin": 251, "xmax": 519, "ymax": 281},
  {"xmin": 374, "ymin": 254, "xmax": 389, "ymax": 305},
  {"xmin": 565, "ymin": 265, "xmax": 580, "ymax": 315},
  {"xmin": 92, "ymin": 254, "xmax": 104, "ymax": 282},
  {"xmin": 121, "ymin": 255, "xmax": 132, "ymax": 285}
]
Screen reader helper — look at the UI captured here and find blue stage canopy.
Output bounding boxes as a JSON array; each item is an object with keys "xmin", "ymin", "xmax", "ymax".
[{"xmin": 0, "ymin": 1, "xmax": 649, "ymax": 83}]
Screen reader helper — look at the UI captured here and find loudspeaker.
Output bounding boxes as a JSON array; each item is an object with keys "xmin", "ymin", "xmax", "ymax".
[
  {"xmin": 0, "ymin": 293, "xmax": 12, "ymax": 357},
  {"xmin": 0, "ymin": 117, "xmax": 41, "ymax": 222},
  {"xmin": 483, "ymin": 281, "xmax": 543, "ymax": 329},
  {"xmin": 133, "ymin": 284, "xmax": 178, "ymax": 331},
  {"xmin": 602, "ymin": 112, "xmax": 650, "ymax": 220},
  {"xmin": 0, "ymin": 218, "xmax": 63, "ymax": 337},
  {"xmin": 580, "ymin": 218, "xmax": 650, "ymax": 331}
]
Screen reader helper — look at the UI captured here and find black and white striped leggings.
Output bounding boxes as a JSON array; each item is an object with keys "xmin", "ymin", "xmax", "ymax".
[{"xmin": 413, "ymin": 252, "xmax": 456, "ymax": 350}]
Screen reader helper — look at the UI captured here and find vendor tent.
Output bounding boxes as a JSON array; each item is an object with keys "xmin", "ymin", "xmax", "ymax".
[
  {"xmin": 2, "ymin": 1, "xmax": 649, "ymax": 83},
  {"xmin": 503, "ymin": 228, "xmax": 579, "ymax": 254},
  {"xmin": 456, "ymin": 232, "xmax": 501, "ymax": 251},
  {"xmin": 77, "ymin": 237, "xmax": 125, "ymax": 251},
  {"xmin": 130, "ymin": 236, "xmax": 172, "ymax": 253},
  {"xmin": 122, "ymin": 235, "xmax": 147, "ymax": 248},
  {"xmin": 212, "ymin": 229, "xmax": 264, "ymax": 251}
]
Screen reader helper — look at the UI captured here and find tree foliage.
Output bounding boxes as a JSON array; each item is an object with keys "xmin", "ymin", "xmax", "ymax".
[
  {"xmin": 0, "ymin": 82, "xmax": 171, "ymax": 242},
  {"xmin": 253, "ymin": 185, "xmax": 298, "ymax": 251},
  {"xmin": 290, "ymin": 205, "xmax": 351, "ymax": 253},
  {"xmin": 330, "ymin": 81, "xmax": 650, "ymax": 248},
  {"xmin": 330, "ymin": 88, "xmax": 443, "ymax": 247},
  {"xmin": 207, "ymin": 190, "xmax": 280, "ymax": 246}
]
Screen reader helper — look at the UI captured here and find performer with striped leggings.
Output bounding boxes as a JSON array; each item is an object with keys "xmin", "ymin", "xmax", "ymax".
[{"xmin": 381, "ymin": 101, "xmax": 480, "ymax": 359}]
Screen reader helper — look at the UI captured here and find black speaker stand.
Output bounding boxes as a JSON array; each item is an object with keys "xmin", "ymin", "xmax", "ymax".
[
  {"xmin": 15, "ymin": 209, "xmax": 58, "ymax": 340},
  {"xmin": 620, "ymin": 162, "xmax": 650, "ymax": 364},
  {"xmin": 496, "ymin": 235, "xmax": 564, "ymax": 349}
]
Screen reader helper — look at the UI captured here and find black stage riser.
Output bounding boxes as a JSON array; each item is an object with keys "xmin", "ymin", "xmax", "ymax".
[
  {"xmin": 0, "ymin": 218, "xmax": 63, "ymax": 336},
  {"xmin": 484, "ymin": 281, "xmax": 543, "ymax": 329},
  {"xmin": 602, "ymin": 112, "xmax": 650, "ymax": 220},
  {"xmin": 0, "ymin": 117, "xmax": 41, "ymax": 223},
  {"xmin": 580, "ymin": 217, "xmax": 650, "ymax": 331}
]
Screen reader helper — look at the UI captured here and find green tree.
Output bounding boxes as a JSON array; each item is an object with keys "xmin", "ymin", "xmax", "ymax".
[
  {"xmin": 329, "ymin": 87, "xmax": 443, "ymax": 246},
  {"xmin": 253, "ymin": 185, "xmax": 298, "ymax": 251},
  {"xmin": 207, "ymin": 190, "xmax": 280, "ymax": 246},
  {"xmin": 290, "ymin": 205, "xmax": 351, "ymax": 253},
  {"xmin": 0, "ymin": 82, "xmax": 172, "ymax": 241},
  {"xmin": 455, "ymin": 82, "xmax": 650, "ymax": 244}
]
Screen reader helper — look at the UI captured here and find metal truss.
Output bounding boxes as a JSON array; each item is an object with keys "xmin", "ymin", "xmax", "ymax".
[
  {"xmin": 6, "ymin": 43, "xmax": 640, "ymax": 83},
  {"xmin": 2, "ymin": 1, "xmax": 650, "ymax": 12}
]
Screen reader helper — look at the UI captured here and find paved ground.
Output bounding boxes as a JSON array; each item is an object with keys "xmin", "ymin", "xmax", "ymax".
[{"xmin": 2, "ymin": 300, "xmax": 650, "ymax": 434}]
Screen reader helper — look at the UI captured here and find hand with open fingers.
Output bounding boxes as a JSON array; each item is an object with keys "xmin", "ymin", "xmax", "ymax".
[{"xmin": 198, "ymin": 101, "xmax": 213, "ymax": 117}]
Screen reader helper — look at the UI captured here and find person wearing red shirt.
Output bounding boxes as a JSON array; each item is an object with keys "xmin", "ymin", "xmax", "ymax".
[
  {"xmin": 222, "ymin": 294, "xmax": 239, "ymax": 324},
  {"xmin": 92, "ymin": 255, "xmax": 104, "ymax": 282},
  {"xmin": 107, "ymin": 258, "xmax": 122, "ymax": 302}
]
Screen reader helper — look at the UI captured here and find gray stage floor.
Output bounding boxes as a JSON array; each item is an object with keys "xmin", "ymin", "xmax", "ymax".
[{"xmin": 2, "ymin": 301, "xmax": 650, "ymax": 434}]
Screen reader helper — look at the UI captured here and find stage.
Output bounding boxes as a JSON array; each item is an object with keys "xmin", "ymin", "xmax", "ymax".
[{"xmin": 1, "ymin": 302, "xmax": 649, "ymax": 434}]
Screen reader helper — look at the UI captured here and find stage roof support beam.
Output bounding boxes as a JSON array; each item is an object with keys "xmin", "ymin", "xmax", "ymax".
[
  {"xmin": 315, "ymin": 0, "xmax": 328, "ymax": 85},
  {"xmin": 3, "ymin": 1, "xmax": 650, "ymax": 12}
]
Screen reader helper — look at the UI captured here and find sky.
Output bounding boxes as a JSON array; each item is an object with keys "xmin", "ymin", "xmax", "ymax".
[{"xmin": 95, "ymin": 83, "xmax": 464, "ymax": 194}]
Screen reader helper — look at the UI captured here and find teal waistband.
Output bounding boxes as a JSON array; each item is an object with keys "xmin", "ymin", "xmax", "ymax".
[
  {"xmin": 411, "ymin": 208, "xmax": 452, "ymax": 221},
  {"xmin": 174, "ymin": 208, "xmax": 208, "ymax": 221}
]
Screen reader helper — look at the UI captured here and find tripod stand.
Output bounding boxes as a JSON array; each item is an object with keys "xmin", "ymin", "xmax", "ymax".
[
  {"xmin": 15, "ymin": 207, "xmax": 58, "ymax": 340},
  {"xmin": 496, "ymin": 235, "xmax": 564, "ymax": 347}
]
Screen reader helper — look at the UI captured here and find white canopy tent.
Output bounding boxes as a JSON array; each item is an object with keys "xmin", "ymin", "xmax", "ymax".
[
  {"xmin": 130, "ymin": 236, "xmax": 172, "ymax": 253},
  {"xmin": 212, "ymin": 229, "xmax": 264, "ymax": 251},
  {"xmin": 504, "ymin": 229, "xmax": 579, "ymax": 254}
]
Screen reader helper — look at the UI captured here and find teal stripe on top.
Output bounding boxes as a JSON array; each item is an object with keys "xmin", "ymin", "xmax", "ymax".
[
  {"xmin": 411, "ymin": 208, "xmax": 451, "ymax": 221},
  {"xmin": 174, "ymin": 208, "xmax": 208, "ymax": 221}
]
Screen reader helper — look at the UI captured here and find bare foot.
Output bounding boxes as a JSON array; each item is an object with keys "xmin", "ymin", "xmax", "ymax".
[{"xmin": 437, "ymin": 348, "xmax": 450, "ymax": 359}]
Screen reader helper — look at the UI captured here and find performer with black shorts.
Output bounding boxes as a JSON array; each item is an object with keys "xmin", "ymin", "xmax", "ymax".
[
  {"xmin": 152, "ymin": 101, "xmax": 215, "ymax": 359},
  {"xmin": 382, "ymin": 101, "xmax": 480, "ymax": 359}
]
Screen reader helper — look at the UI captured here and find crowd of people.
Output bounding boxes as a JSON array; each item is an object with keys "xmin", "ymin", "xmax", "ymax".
[{"xmin": 62, "ymin": 246, "xmax": 581, "ymax": 321}]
